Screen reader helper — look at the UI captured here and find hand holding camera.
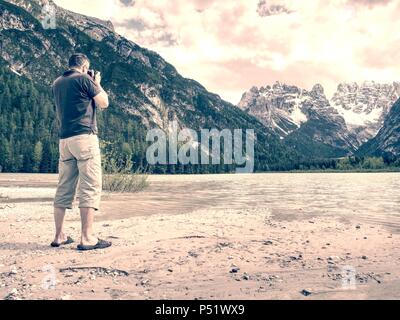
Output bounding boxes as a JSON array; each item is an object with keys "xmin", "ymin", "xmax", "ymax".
[{"xmin": 87, "ymin": 69, "xmax": 102, "ymax": 85}]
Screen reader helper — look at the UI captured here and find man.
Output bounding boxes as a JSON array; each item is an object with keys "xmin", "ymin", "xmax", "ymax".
[{"xmin": 51, "ymin": 53, "xmax": 111, "ymax": 251}]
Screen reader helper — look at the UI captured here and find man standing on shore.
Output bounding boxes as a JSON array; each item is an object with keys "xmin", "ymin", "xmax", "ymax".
[{"xmin": 51, "ymin": 53, "xmax": 112, "ymax": 251}]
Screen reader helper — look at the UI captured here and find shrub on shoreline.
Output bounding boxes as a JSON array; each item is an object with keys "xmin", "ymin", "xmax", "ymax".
[
  {"xmin": 101, "ymin": 140, "xmax": 149, "ymax": 193},
  {"xmin": 102, "ymin": 173, "xmax": 149, "ymax": 193}
]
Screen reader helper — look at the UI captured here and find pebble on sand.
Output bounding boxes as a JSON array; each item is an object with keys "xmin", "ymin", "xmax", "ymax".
[
  {"xmin": 9, "ymin": 268, "xmax": 18, "ymax": 275},
  {"xmin": 5, "ymin": 288, "xmax": 19, "ymax": 300},
  {"xmin": 230, "ymin": 267, "xmax": 240, "ymax": 273},
  {"xmin": 300, "ymin": 289, "xmax": 312, "ymax": 297}
]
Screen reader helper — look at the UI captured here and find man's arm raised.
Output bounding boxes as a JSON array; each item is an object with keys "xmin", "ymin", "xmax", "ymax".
[{"xmin": 93, "ymin": 72, "xmax": 109, "ymax": 109}]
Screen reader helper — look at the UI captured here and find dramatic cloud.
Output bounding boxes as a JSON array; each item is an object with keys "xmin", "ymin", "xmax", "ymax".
[{"xmin": 54, "ymin": 0, "xmax": 400, "ymax": 104}]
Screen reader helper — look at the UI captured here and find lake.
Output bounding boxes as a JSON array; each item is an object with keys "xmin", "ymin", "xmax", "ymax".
[{"xmin": 1, "ymin": 172, "xmax": 399, "ymax": 232}]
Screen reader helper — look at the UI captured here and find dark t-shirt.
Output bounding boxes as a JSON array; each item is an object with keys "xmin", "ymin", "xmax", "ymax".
[{"xmin": 52, "ymin": 70, "xmax": 101, "ymax": 139}]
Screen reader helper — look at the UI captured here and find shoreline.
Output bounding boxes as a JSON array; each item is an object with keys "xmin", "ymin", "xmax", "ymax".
[{"xmin": 1, "ymin": 169, "xmax": 400, "ymax": 180}]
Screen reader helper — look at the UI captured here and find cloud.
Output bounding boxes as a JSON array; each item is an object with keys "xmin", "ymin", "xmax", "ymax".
[
  {"xmin": 53, "ymin": 0, "xmax": 400, "ymax": 104},
  {"xmin": 114, "ymin": 17, "xmax": 178, "ymax": 46},
  {"xmin": 119, "ymin": 0, "xmax": 135, "ymax": 6},
  {"xmin": 257, "ymin": 1, "xmax": 293, "ymax": 17},
  {"xmin": 348, "ymin": 0, "xmax": 392, "ymax": 7}
]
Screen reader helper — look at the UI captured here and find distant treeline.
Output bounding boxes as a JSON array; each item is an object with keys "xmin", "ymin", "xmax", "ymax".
[
  {"xmin": 1, "ymin": 63, "xmax": 399, "ymax": 174},
  {"xmin": 292, "ymin": 156, "xmax": 400, "ymax": 171}
]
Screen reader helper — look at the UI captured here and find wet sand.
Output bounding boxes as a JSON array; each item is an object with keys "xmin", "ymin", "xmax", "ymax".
[{"xmin": 0, "ymin": 173, "xmax": 399, "ymax": 300}]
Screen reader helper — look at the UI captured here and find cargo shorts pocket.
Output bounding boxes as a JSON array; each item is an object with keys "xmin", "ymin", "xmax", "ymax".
[
  {"xmin": 76, "ymin": 141, "xmax": 102, "ymax": 211},
  {"xmin": 70, "ymin": 135, "xmax": 100, "ymax": 162},
  {"xmin": 76, "ymin": 146, "xmax": 96, "ymax": 162}
]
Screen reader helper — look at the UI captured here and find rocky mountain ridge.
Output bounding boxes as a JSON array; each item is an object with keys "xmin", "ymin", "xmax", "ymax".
[
  {"xmin": 238, "ymin": 81, "xmax": 400, "ymax": 157},
  {"xmin": 358, "ymin": 98, "xmax": 400, "ymax": 158}
]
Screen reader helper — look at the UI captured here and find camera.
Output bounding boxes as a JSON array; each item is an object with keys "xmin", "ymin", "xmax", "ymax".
[{"xmin": 87, "ymin": 69, "xmax": 96, "ymax": 79}]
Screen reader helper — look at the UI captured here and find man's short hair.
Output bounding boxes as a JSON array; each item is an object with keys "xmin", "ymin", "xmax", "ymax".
[{"xmin": 69, "ymin": 53, "xmax": 89, "ymax": 68}]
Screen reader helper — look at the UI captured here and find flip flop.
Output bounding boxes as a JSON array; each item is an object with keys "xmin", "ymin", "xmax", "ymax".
[
  {"xmin": 50, "ymin": 236, "xmax": 74, "ymax": 248},
  {"xmin": 77, "ymin": 239, "xmax": 112, "ymax": 251}
]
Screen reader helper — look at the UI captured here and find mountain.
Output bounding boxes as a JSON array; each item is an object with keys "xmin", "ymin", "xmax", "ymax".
[
  {"xmin": 238, "ymin": 81, "xmax": 400, "ymax": 158},
  {"xmin": 357, "ymin": 98, "xmax": 400, "ymax": 158},
  {"xmin": 238, "ymin": 83, "xmax": 308, "ymax": 137},
  {"xmin": 332, "ymin": 81, "xmax": 400, "ymax": 145},
  {"xmin": 0, "ymin": 0, "xmax": 300, "ymax": 173},
  {"xmin": 238, "ymin": 82, "xmax": 357, "ymax": 158}
]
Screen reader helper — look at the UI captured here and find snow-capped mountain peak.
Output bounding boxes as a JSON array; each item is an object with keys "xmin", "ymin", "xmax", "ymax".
[
  {"xmin": 331, "ymin": 81, "xmax": 400, "ymax": 143},
  {"xmin": 238, "ymin": 80, "xmax": 400, "ymax": 157},
  {"xmin": 238, "ymin": 83, "xmax": 309, "ymax": 137}
]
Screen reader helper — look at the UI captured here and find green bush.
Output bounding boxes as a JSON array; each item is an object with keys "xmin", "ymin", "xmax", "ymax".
[
  {"xmin": 336, "ymin": 158, "xmax": 354, "ymax": 170},
  {"xmin": 361, "ymin": 157, "xmax": 385, "ymax": 170},
  {"xmin": 101, "ymin": 140, "xmax": 149, "ymax": 193},
  {"xmin": 102, "ymin": 172, "xmax": 149, "ymax": 193}
]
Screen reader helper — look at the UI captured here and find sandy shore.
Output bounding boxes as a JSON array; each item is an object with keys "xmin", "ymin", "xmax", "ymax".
[{"xmin": 0, "ymin": 173, "xmax": 399, "ymax": 300}]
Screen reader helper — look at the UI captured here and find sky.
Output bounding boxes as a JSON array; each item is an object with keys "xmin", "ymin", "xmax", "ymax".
[{"xmin": 53, "ymin": 0, "xmax": 400, "ymax": 105}]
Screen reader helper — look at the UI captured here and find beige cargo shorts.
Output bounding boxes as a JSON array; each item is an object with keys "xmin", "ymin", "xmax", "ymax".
[{"xmin": 54, "ymin": 133, "xmax": 102, "ymax": 211}]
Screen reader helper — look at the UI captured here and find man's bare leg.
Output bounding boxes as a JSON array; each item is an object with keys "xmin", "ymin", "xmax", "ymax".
[
  {"xmin": 53, "ymin": 207, "xmax": 68, "ymax": 244},
  {"xmin": 80, "ymin": 207, "xmax": 99, "ymax": 246}
]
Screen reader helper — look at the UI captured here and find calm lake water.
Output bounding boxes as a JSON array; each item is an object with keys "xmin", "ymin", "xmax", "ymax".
[
  {"xmin": 102, "ymin": 173, "xmax": 400, "ymax": 232},
  {"xmin": 1, "ymin": 172, "xmax": 400, "ymax": 231}
]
